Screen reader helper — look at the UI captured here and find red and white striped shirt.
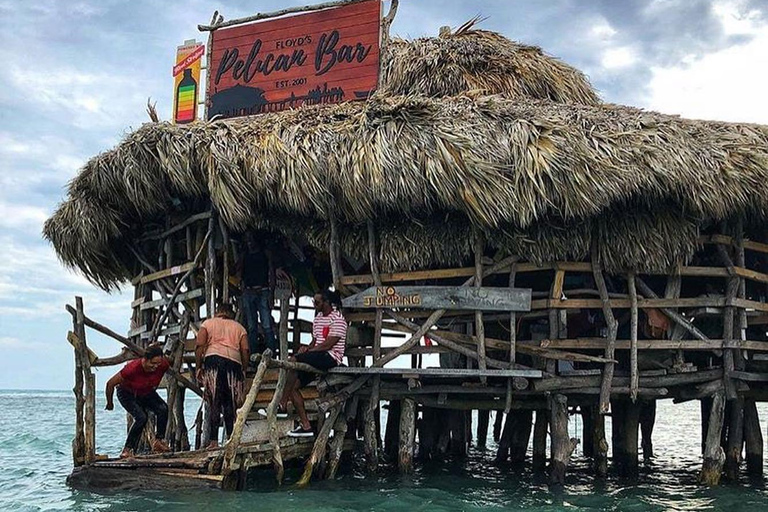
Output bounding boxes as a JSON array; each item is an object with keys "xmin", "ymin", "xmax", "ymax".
[{"xmin": 312, "ymin": 309, "xmax": 347, "ymax": 364}]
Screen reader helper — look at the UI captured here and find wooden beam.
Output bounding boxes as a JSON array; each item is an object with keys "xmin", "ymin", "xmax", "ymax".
[
  {"xmin": 327, "ymin": 367, "xmax": 542, "ymax": 378},
  {"xmin": 140, "ymin": 289, "xmax": 204, "ymax": 311},
  {"xmin": 140, "ymin": 262, "xmax": 196, "ymax": 285},
  {"xmin": 138, "ymin": 212, "xmax": 211, "ymax": 241}
]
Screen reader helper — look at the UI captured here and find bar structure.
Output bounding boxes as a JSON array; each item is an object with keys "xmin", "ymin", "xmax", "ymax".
[{"xmin": 45, "ymin": 20, "xmax": 768, "ymax": 491}]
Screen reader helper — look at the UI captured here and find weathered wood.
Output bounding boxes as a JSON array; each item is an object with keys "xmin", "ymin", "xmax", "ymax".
[
  {"xmin": 592, "ymin": 403, "xmax": 608, "ymax": 477},
  {"xmin": 743, "ymin": 399, "xmax": 763, "ymax": 476},
  {"xmin": 628, "ymin": 273, "xmax": 639, "ymax": 402},
  {"xmin": 325, "ymin": 410, "xmax": 349, "ymax": 479},
  {"xmin": 549, "ymin": 394, "xmax": 576, "ymax": 485},
  {"xmin": 328, "ymin": 367, "xmax": 541, "ymax": 378},
  {"xmin": 140, "ymin": 289, "xmax": 204, "ymax": 311},
  {"xmin": 297, "ymin": 404, "xmax": 342, "ymax": 486},
  {"xmin": 640, "ymin": 400, "xmax": 656, "ymax": 460},
  {"xmin": 218, "ymin": 217, "xmax": 230, "ymax": 304},
  {"xmin": 139, "ymin": 211, "xmax": 211, "ymax": 241},
  {"xmin": 493, "ymin": 411, "xmax": 504, "ymax": 443},
  {"xmin": 374, "ymin": 309, "xmax": 445, "ymax": 368},
  {"xmin": 222, "ymin": 350, "xmax": 271, "ymax": 476},
  {"xmin": 328, "ymin": 213, "xmax": 343, "ymax": 290},
  {"xmin": 380, "ymin": 0, "xmax": 399, "ymax": 47},
  {"xmin": 199, "ymin": 0, "xmax": 372, "ymax": 30},
  {"xmin": 343, "ymin": 285, "xmax": 532, "ymax": 311},
  {"xmin": 414, "ymin": 396, "xmax": 547, "ymax": 411},
  {"xmin": 476, "ymin": 410, "xmax": 490, "ymax": 450},
  {"xmin": 635, "ymin": 277, "xmax": 711, "ymax": 342},
  {"xmin": 398, "ymin": 397, "xmax": 416, "ymax": 473},
  {"xmin": 535, "ymin": 368, "xmax": 723, "ymax": 392},
  {"xmin": 700, "ymin": 390, "xmax": 726, "ymax": 486},
  {"xmin": 611, "ymin": 397, "xmax": 640, "ymax": 478},
  {"xmin": 532, "ymin": 409, "xmax": 548, "ymax": 473},
  {"xmin": 591, "ymin": 244, "xmax": 618, "ymax": 415},
  {"xmin": 474, "ymin": 231, "xmax": 488, "ymax": 384},
  {"xmin": 384, "ymin": 400, "xmax": 401, "ymax": 462},
  {"xmin": 364, "ymin": 223, "xmax": 382, "ymax": 473},
  {"xmin": 266, "ymin": 368, "xmax": 288, "ymax": 484},
  {"xmin": 205, "ymin": 214, "xmax": 216, "ymax": 317},
  {"xmin": 724, "ymin": 397, "xmax": 744, "ymax": 482},
  {"xmin": 509, "ymin": 410, "xmax": 533, "ymax": 463}
]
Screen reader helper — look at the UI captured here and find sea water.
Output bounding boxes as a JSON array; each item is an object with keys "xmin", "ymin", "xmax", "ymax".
[{"xmin": 2, "ymin": 390, "xmax": 768, "ymax": 511}]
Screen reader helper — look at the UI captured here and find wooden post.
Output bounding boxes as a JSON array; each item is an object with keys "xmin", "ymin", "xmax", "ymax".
[
  {"xmin": 267, "ymin": 368, "xmax": 288, "ymax": 484},
  {"xmin": 724, "ymin": 397, "xmax": 744, "ymax": 482},
  {"xmin": 364, "ymin": 220, "xmax": 382, "ymax": 472},
  {"xmin": 398, "ymin": 397, "xmax": 416, "ymax": 474},
  {"xmin": 384, "ymin": 400, "xmax": 401, "ymax": 461},
  {"xmin": 495, "ymin": 412, "xmax": 513, "ymax": 462},
  {"xmin": 73, "ymin": 297, "xmax": 96, "ymax": 465},
  {"xmin": 219, "ymin": 217, "xmax": 230, "ymax": 304},
  {"xmin": 328, "ymin": 213, "xmax": 343, "ymax": 290},
  {"xmin": 297, "ymin": 404, "xmax": 343, "ymax": 486},
  {"xmin": 325, "ymin": 410, "xmax": 349, "ymax": 479},
  {"xmin": 71, "ymin": 312, "xmax": 85, "ymax": 466},
  {"xmin": 628, "ymin": 273, "xmax": 639, "ymax": 402},
  {"xmin": 700, "ymin": 390, "xmax": 726, "ymax": 486},
  {"xmin": 640, "ymin": 400, "xmax": 656, "ymax": 460},
  {"xmin": 744, "ymin": 399, "xmax": 763, "ymax": 477},
  {"xmin": 493, "ymin": 411, "xmax": 504, "ymax": 442},
  {"xmin": 717, "ymin": 237, "xmax": 739, "ymax": 400},
  {"xmin": 477, "ymin": 410, "xmax": 490, "ymax": 450},
  {"xmin": 506, "ymin": 260, "xmax": 518, "ymax": 413},
  {"xmin": 591, "ymin": 243, "xmax": 618, "ymax": 414},
  {"xmin": 474, "ymin": 231, "xmax": 487, "ymax": 383},
  {"xmin": 509, "ymin": 410, "xmax": 533, "ymax": 463},
  {"xmin": 549, "ymin": 394, "xmax": 575, "ymax": 485},
  {"xmin": 592, "ymin": 403, "xmax": 608, "ymax": 477},
  {"xmin": 581, "ymin": 406, "xmax": 594, "ymax": 458},
  {"xmin": 222, "ymin": 350, "xmax": 271, "ymax": 476},
  {"xmin": 611, "ymin": 397, "xmax": 640, "ymax": 478},
  {"xmin": 205, "ymin": 213, "xmax": 216, "ymax": 317},
  {"xmin": 532, "ymin": 409, "xmax": 548, "ymax": 473}
]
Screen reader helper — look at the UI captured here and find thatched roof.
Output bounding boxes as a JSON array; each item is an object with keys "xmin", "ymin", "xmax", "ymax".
[{"xmin": 44, "ymin": 29, "xmax": 768, "ymax": 290}]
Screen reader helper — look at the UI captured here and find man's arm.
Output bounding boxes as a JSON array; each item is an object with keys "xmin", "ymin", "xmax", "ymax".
[
  {"xmin": 195, "ymin": 327, "xmax": 209, "ymax": 380},
  {"xmin": 309, "ymin": 335, "xmax": 340, "ymax": 353},
  {"xmin": 105, "ymin": 372, "xmax": 124, "ymax": 410},
  {"xmin": 239, "ymin": 332, "xmax": 250, "ymax": 372}
]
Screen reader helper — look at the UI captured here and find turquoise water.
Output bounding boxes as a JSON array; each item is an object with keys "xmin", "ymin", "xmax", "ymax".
[{"xmin": 2, "ymin": 390, "xmax": 768, "ymax": 511}]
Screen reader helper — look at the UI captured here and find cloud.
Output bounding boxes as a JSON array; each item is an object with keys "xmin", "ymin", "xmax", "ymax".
[
  {"xmin": 0, "ymin": 202, "xmax": 48, "ymax": 230},
  {"xmin": 0, "ymin": 336, "xmax": 46, "ymax": 351}
]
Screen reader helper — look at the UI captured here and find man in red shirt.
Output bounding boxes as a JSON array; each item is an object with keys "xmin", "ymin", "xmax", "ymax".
[{"xmin": 105, "ymin": 344, "xmax": 172, "ymax": 458}]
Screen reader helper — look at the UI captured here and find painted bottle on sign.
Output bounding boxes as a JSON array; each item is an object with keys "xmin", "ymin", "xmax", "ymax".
[{"xmin": 175, "ymin": 69, "xmax": 197, "ymax": 124}]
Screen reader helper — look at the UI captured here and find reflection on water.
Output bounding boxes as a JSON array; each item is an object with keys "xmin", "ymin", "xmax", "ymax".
[{"xmin": 1, "ymin": 390, "xmax": 768, "ymax": 511}]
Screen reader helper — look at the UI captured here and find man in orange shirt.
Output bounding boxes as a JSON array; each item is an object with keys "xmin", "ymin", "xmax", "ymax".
[{"xmin": 195, "ymin": 303, "xmax": 249, "ymax": 449}]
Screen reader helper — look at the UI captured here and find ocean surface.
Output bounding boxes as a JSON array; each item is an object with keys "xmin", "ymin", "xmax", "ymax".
[{"xmin": 2, "ymin": 390, "xmax": 768, "ymax": 511}]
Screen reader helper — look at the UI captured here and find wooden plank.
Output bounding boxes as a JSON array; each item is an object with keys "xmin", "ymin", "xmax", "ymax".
[
  {"xmin": 340, "ymin": 262, "xmax": 557, "ymax": 285},
  {"xmin": 140, "ymin": 262, "xmax": 195, "ymax": 285},
  {"xmin": 140, "ymin": 288, "xmax": 204, "ymax": 311},
  {"xmin": 730, "ymin": 371, "xmax": 768, "ymax": 382},
  {"xmin": 701, "ymin": 234, "xmax": 768, "ymax": 255},
  {"xmin": 342, "ymin": 285, "xmax": 532, "ymax": 312},
  {"xmin": 139, "ymin": 212, "xmax": 211, "ymax": 241},
  {"xmin": 531, "ymin": 297, "xmax": 729, "ymax": 310},
  {"xmin": 127, "ymin": 324, "xmax": 148, "ymax": 337},
  {"xmin": 326, "ymin": 367, "xmax": 542, "ymax": 378}
]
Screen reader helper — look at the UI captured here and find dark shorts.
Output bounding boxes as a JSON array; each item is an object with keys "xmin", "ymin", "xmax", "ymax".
[{"xmin": 295, "ymin": 351, "xmax": 338, "ymax": 387}]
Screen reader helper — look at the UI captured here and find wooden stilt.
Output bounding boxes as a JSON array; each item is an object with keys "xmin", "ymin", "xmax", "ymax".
[
  {"xmin": 591, "ymin": 243, "xmax": 618, "ymax": 415},
  {"xmin": 297, "ymin": 404, "xmax": 343, "ymax": 486},
  {"xmin": 384, "ymin": 400, "xmax": 401, "ymax": 462},
  {"xmin": 640, "ymin": 400, "xmax": 656, "ymax": 460},
  {"xmin": 510, "ymin": 410, "xmax": 533, "ymax": 463},
  {"xmin": 628, "ymin": 273, "xmax": 639, "ymax": 402},
  {"xmin": 532, "ymin": 409, "xmax": 548, "ymax": 473},
  {"xmin": 744, "ymin": 398, "xmax": 763, "ymax": 477},
  {"xmin": 592, "ymin": 403, "xmax": 608, "ymax": 477},
  {"xmin": 364, "ymin": 222, "xmax": 382, "ymax": 472},
  {"xmin": 325, "ymin": 411, "xmax": 350, "ymax": 480},
  {"xmin": 700, "ymin": 390, "xmax": 726, "ymax": 486},
  {"xmin": 582, "ymin": 406, "xmax": 594, "ymax": 458},
  {"xmin": 473, "ymin": 231, "xmax": 487, "ymax": 383},
  {"xmin": 267, "ymin": 368, "xmax": 288, "ymax": 484},
  {"xmin": 496, "ymin": 412, "xmax": 513, "ymax": 462},
  {"xmin": 724, "ymin": 397, "xmax": 744, "ymax": 482},
  {"xmin": 611, "ymin": 397, "xmax": 640, "ymax": 478},
  {"xmin": 549, "ymin": 394, "xmax": 575, "ymax": 485},
  {"xmin": 493, "ymin": 411, "xmax": 504, "ymax": 443},
  {"xmin": 477, "ymin": 410, "xmax": 490, "ymax": 450},
  {"xmin": 398, "ymin": 398, "xmax": 416, "ymax": 474}
]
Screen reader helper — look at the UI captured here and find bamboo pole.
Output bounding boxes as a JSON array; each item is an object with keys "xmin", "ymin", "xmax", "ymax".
[
  {"xmin": 628, "ymin": 273, "xmax": 639, "ymax": 402},
  {"xmin": 221, "ymin": 349, "xmax": 271, "ymax": 476},
  {"xmin": 591, "ymin": 243, "xmax": 618, "ymax": 414}
]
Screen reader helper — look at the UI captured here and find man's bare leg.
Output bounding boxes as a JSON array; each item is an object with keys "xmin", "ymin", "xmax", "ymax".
[{"xmin": 291, "ymin": 388, "xmax": 311, "ymax": 430}]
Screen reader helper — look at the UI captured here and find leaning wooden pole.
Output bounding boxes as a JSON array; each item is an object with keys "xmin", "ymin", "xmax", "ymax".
[
  {"xmin": 267, "ymin": 368, "xmax": 288, "ymax": 484},
  {"xmin": 297, "ymin": 404, "xmax": 343, "ymax": 487},
  {"xmin": 591, "ymin": 243, "xmax": 618, "ymax": 414},
  {"xmin": 222, "ymin": 349, "xmax": 271, "ymax": 476},
  {"xmin": 699, "ymin": 389, "xmax": 726, "ymax": 486},
  {"xmin": 364, "ymin": 220, "xmax": 382, "ymax": 472}
]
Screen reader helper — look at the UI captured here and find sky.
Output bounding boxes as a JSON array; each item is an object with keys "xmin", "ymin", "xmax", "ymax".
[{"xmin": 1, "ymin": 0, "xmax": 767, "ymax": 390}]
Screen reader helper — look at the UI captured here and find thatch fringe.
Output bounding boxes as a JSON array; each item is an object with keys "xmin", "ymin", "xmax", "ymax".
[{"xmin": 42, "ymin": 31, "xmax": 768, "ymax": 289}]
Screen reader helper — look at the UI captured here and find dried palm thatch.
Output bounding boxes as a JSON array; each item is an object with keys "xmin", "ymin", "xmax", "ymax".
[{"xmin": 43, "ymin": 30, "xmax": 768, "ymax": 290}]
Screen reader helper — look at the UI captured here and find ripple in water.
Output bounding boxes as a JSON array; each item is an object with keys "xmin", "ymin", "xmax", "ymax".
[{"xmin": 1, "ymin": 391, "xmax": 768, "ymax": 511}]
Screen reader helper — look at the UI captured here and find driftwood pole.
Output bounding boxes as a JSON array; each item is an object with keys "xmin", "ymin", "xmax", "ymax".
[
  {"xmin": 267, "ymin": 368, "xmax": 288, "ymax": 484},
  {"xmin": 724, "ymin": 396, "xmax": 744, "ymax": 482},
  {"xmin": 297, "ymin": 404, "xmax": 343, "ymax": 486},
  {"xmin": 222, "ymin": 350, "xmax": 271, "ymax": 477},
  {"xmin": 549, "ymin": 394, "xmax": 576, "ymax": 485},
  {"xmin": 592, "ymin": 402, "xmax": 608, "ymax": 477},
  {"xmin": 744, "ymin": 399, "xmax": 763, "ymax": 476},
  {"xmin": 611, "ymin": 397, "xmax": 640, "ymax": 478},
  {"xmin": 473, "ymin": 231, "xmax": 487, "ymax": 382},
  {"xmin": 506, "ymin": 259, "xmax": 519, "ymax": 413},
  {"xmin": 398, "ymin": 397, "xmax": 416, "ymax": 474},
  {"xmin": 71, "ymin": 297, "xmax": 96, "ymax": 465},
  {"xmin": 640, "ymin": 400, "xmax": 656, "ymax": 460},
  {"xmin": 532, "ymin": 409, "xmax": 548, "ymax": 473},
  {"xmin": 363, "ymin": 221, "xmax": 382, "ymax": 472},
  {"xmin": 325, "ymin": 410, "xmax": 350, "ymax": 479},
  {"xmin": 628, "ymin": 272, "xmax": 639, "ymax": 402},
  {"xmin": 71, "ymin": 312, "xmax": 85, "ymax": 466},
  {"xmin": 205, "ymin": 213, "xmax": 216, "ymax": 317},
  {"xmin": 591, "ymin": 243, "xmax": 618, "ymax": 414},
  {"xmin": 700, "ymin": 390, "xmax": 726, "ymax": 485}
]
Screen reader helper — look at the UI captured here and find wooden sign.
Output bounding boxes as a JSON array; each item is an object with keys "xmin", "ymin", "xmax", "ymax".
[
  {"xmin": 207, "ymin": 0, "xmax": 381, "ymax": 120},
  {"xmin": 342, "ymin": 286, "xmax": 532, "ymax": 312},
  {"xmin": 173, "ymin": 40, "xmax": 204, "ymax": 124}
]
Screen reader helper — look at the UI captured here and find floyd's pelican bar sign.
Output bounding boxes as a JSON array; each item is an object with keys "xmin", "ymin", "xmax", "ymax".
[{"xmin": 207, "ymin": 0, "xmax": 381, "ymax": 120}]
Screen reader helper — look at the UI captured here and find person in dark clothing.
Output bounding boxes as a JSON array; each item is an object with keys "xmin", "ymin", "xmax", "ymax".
[
  {"xmin": 105, "ymin": 344, "xmax": 172, "ymax": 458},
  {"xmin": 239, "ymin": 234, "xmax": 277, "ymax": 354}
]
